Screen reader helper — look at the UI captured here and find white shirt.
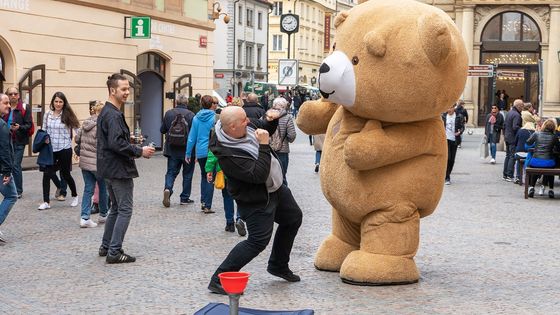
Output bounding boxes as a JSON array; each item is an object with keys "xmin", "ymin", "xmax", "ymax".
[
  {"xmin": 43, "ymin": 110, "xmax": 74, "ymax": 152},
  {"xmin": 445, "ymin": 113, "xmax": 456, "ymax": 141}
]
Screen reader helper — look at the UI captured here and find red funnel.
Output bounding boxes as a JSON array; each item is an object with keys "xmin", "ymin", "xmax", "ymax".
[{"xmin": 218, "ymin": 272, "xmax": 250, "ymax": 294}]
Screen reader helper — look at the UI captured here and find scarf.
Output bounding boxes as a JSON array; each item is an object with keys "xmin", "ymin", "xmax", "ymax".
[
  {"xmin": 215, "ymin": 120, "xmax": 259, "ymax": 159},
  {"xmin": 489, "ymin": 114, "xmax": 496, "ymax": 124}
]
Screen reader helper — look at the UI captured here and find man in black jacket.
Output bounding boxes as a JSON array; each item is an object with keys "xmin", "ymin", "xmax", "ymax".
[
  {"xmin": 207, "ymin": 106, "xmax": 303, "ymax": 295},
  {"xmin": 160, "ymin": 93, "xmax": 196, "ymax": 207},
  {"xmin": 243, "ymin": 93, "xmax": 265, "ymax": 119},
  {"xmin": 0, "ymin": 93, "xmax": 18, "ymax": 243},
  {"xmin": 97, "ymin": 73, "xmax": 155, "ymax": 263},
  {"xmin": 4, "ymin": 87, "xmax": 33, "ymax": 199},
  {"xmin": 503, "ymin": 99, "xmax": 523, "ymax": 181}
]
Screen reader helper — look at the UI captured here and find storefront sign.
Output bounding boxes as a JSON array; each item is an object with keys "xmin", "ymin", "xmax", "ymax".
[
  {"xmin": 468, "ymin": 64, "xmax": 493, "ymax": 77},
  {"xmin": 0, "ymin": 0, "xmax": 30, "ymax": 11},
  {"xmin": 497, "ymin": 70, "xmax": 524, "ymax": 79},
  {"xmin": 324, "ymin": 13, "xmax": 331, "ymax": 53},
  {"xmin": 215, "ymin": 73, "xmax": 224, "ymax": 78},
  {"xmin": 199, "ymin": 35, "xmax": 207, "ymax": 48},
  {"xmin": 131, "ymin": 17, "xmax": 151, "ymax": 39}
]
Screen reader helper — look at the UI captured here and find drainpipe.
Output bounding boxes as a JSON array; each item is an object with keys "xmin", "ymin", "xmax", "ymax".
[
  {"xmin": 232, "ymin": 0, "xmax": 241, "ymax": 96},
  {"xmin": 267, "ymin": 3, "xmax": 273, "ymax": 82},
  {"xmin": 292, "ymin": 0, "xmax": 299, "ymax": 59}
]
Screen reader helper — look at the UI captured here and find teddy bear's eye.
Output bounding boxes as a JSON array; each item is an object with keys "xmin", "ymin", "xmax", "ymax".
[{"xmin": 352, "ymin": 56, "xmax": 359, "ymax": 65}]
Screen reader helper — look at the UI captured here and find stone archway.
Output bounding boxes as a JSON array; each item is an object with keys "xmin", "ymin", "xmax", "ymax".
[{"xmin": 0, "ymin": 35, "xmax": 16, "ymax": 89}]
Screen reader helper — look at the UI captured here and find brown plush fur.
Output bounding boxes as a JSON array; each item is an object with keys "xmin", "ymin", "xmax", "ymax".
[{"xmin": 297, "ymin": 0, "xmax": 467, "ymax": 285}]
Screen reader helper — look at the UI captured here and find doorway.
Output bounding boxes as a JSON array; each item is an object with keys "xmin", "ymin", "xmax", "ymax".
[
  {"xmin": 138, "ymin": 71, "xmax": 163, "ymax": 148},
  {"xmin": 477, "ymin": 11, "xmax": 541, "ymax": 126}
]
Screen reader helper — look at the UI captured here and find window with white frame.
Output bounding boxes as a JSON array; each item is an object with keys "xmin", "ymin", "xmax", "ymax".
[
  {"xmin": 273, "ymin": 34, "xmax": 283, "ymax": 51},
  {"xmin": 273, "ymin": 2, "xmax": 282, "ymax": 15},
  {"xmin": 238, "ymin": 42, "xmax": 243, "ymax": 66},
  {"xmin": 257, "ymin": 12, "xmax": 263, "ymax": 30},
  {"xmin": 246, "ymin": 45, "xmax": 254, "ymax": 67},
  {"xmin": 246, "ymin": 8, "xmax": 253, "ymax": 27},
  {"xmin": 257, "ymin": 46, "xmax": 262, "ymax": 68},
  {"xmin": 238, "ymin": 5, "xmax": 243, "ymax": 25}
]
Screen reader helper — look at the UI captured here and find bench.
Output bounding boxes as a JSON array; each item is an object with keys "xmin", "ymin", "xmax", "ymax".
[{"xmin": 524, "ymin": 167, "xmax": 560, "ymax": 199}]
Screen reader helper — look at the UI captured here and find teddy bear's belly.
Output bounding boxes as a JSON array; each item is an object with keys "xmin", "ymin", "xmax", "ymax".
[{"xmin": 320, "ymin": 138, "xmax": 445, "ymax": 223}]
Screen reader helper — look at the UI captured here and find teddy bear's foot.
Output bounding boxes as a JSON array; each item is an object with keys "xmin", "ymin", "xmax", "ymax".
[
  {"xmin": 340, "ymin": 250, "xmax": 419, "ymax": 285},
  {"xmin": 314, "ymin": 234, "xmax": 358, "ymax": 272}
]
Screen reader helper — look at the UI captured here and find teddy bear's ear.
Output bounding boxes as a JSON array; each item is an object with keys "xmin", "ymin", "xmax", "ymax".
[
  {"xmin": 418, "ymin": 12, "xmax": 452, "ymax": 66},
  {"xmin": 364, "ymin": 31, "xmax": 386, "ymax": 57},
  {"xmin": 334, "ymin": 11, "xmax": 349, "ymax": 29}
]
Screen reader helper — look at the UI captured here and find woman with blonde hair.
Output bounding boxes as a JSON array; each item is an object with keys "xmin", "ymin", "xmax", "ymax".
[
  {"xmin": 75, "ymin": 101, "xmax": 108, "ymax": 227},
  {"xmin": 230, "ymin": 97, "xmax": 243, "ymax": 107},
  {"xmin": 526, "ymin": 119, "xmax": 560, "ymax": 198}
]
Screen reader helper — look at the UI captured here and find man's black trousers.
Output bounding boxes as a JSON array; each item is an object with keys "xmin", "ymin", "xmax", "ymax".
[{"xmin": 211, "ymin": 184, "xmax": 303, "ymax": 283}]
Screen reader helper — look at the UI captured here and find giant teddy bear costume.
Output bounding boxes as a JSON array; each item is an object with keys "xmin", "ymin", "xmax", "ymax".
[{"xmin": 296, "ymin": 0, "xmax": 468, "ymax": 285}]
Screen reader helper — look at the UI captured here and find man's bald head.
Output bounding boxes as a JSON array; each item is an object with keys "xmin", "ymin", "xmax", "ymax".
[
  {"xmin": 513, "ymin": 99, "xmax": 524, "ymax": 111},
  {"xmin": 247, "ymin": 93, "xmax": 258, "ymax": 103},
  {"xmin": 220, "ymin": 106, "xmax": 248, "ymax": 138}
]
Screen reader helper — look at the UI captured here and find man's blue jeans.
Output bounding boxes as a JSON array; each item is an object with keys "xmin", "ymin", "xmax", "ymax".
[
  {"xmin": 0, "ymin": 178, "xmax": 18, "ymax": 225},
  {"xmin": 197, "ymin": 158, "xmax": 214, "ymax": 209},
  {"xmin": 222, "ymin": 185, "xmax": 239, "ymax": 224},
  {"xmin": 165, "ymin": 156, "xmax": 195, "ymax": 201},
  {"xmin": 276, "ymin": 152, "xmax": 289, "ymax": 186},
  {"xmin": 81, "ymin": 170, "xmax": 108, "ymax": 220},
  {"xmin": 12, "ymin": 144, "xmax": 25, "ymax": 196}
]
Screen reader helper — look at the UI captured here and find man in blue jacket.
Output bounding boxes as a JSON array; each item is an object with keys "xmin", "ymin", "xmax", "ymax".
[
  {"xmin": 97, "ymin": 74, "xmax": 155, "ymax": 263},
  {"xmin": 0, "ymin": 93, "xmax": 18, "ymax": 243},
  {"xmin": 186, "ymin": 95, "xmax": 216, "ymax": 213}
]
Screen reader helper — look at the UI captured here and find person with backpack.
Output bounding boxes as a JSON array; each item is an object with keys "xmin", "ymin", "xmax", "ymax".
[
  {"xmin": 160, "ymin": 93, "xmax": 196, "ymax": 208},
  {"xmin": 4, "ymin": 87, "xmax": 34, "ymax": 199}
]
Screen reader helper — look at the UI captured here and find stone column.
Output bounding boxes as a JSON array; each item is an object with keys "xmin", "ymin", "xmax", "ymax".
[
  {"xmin": 545, "ymin": 5, "xmax": 560, "ymax": 113},
  {"xmin": 461, "ymin": 5, "xmax": 475, "ymax": 125}
]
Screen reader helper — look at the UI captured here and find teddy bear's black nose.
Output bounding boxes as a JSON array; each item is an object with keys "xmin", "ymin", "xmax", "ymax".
[{"xmin": 319, "ymin": 63, "xmax": 330, "ymax": 74}]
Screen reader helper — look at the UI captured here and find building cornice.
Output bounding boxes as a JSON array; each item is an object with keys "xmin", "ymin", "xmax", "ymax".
[{"xmin": 54, "ymin": 0, "xmax": 215, "ymax": 31}]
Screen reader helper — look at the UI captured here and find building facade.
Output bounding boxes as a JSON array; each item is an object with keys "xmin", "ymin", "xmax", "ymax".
[
  {"xmin": 268, "ymin": 0, "xmax": 339, "ymax": 88},
  {"xmin": 213, "ymin": 0, "xmax": 272, "ymax": 97},
  {"xmin": 0, "ymin": 0, "xmax": 217, "ymax": 152},
  {"xmin": 422, "ymin": 0, "xmax": 560, "ymax": 126}
]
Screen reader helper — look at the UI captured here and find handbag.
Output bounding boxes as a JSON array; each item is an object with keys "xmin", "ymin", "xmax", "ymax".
[
  {"xmin": 480, "ymin": 135, "xmax": 489, "ymax": 159},
  {"xmin": 214, "ymin": 170, "xmax": 225, "ymax": 190}
]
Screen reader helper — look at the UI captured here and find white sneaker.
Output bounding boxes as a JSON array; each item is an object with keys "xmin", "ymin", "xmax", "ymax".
[
  {"xmin": 38, "ymin": 202, "xmax": 51, "ymax": 210},
  {"xmin": 80, "ymin": 218, "xmax": 98, "ymax": 228},
  {"xmin": 97, "ymin": 216, "xmax": 107, "ymax": 224},
  {"xmin": 0, "ymin": 230, "xmax": 6, "ymax": 243},
  {"xmin": 490, "ymin": 158, "xmax": 496, "ymax": 164},
  {"xmin": 538, "ymin": 185, "xmax": 545, "ymax": 196},
  {"xmin": 71, "ymin": 196, "xmax": 79, "ymax": 207}
]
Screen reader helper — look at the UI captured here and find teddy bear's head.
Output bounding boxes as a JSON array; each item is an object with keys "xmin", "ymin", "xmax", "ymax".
[{"xmin": 318, "ymin": 0, "xmax": 468, "ymax": 123}]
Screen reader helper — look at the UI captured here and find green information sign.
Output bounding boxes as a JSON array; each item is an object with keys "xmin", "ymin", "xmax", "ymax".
[{"xmin": 131, "ymin": 16, "xmax": 151, "ymax": 39}]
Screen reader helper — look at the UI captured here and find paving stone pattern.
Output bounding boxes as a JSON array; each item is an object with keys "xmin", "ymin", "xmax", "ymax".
[{"xmin": 1, "ymin": 128, "xmax": 559, "ymax": 314}]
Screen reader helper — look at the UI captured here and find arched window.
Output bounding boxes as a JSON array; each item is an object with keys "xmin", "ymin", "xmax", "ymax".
[
  {"xmin": 137, "ymin": 52, "xmax": 166, "ymax": 79},
  {"xmin": 482, "ymin": 12, "xmax": 541, "ymax": 42}
]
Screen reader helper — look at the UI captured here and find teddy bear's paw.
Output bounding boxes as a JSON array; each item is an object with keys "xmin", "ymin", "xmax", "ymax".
[
  {"xmin": 340, "ymin": 251, "xmax": 419, "ymax": 285},
  {"xmin": 314, "ymin": 234, "xmax": 358, "ymax": 272}
]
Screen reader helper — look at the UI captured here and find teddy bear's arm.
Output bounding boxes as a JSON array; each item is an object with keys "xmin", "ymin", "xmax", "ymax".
[
  {"xmin": 344, "ymin": 118, "xmax": 441, "ymax": 170},
  {"xmin": 296, "ymin": 100, "xmax": 339, "ymax": 135}
]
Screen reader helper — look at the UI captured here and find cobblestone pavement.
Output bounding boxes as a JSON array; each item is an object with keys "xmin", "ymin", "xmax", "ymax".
[{"xmin": 1, "ymin": 128, "xmax": 559, "ymax": 314}]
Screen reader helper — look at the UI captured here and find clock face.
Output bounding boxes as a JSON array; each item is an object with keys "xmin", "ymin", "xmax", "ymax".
[{"xmin": 281, "ymin": 15, "xmax": 298, "ymax": 32}]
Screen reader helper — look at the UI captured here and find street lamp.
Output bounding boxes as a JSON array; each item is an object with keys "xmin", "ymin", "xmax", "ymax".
[{"xmin": 210, "ymin": 2, "xmax": 230, "ymax": 23}]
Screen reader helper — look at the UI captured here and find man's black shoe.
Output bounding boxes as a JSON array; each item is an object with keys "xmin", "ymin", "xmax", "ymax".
[
  {"xmin": 99, "ymin": 246, "xmax": 124, "ymax": 257},
  {"xmin": 208, "ymin": 280, "xmax": 227, "ymax": 295},
  {"xmin": 225, "ymin": 223, "xmax": 235, "ymax": 232},
  {"xmin": 180, "ymin": 199, "xmax": 194, "ymax": 205},
  {"xmin": 235, "ymin": 219, "xmax": 246, "ymax": 236},
  {"xmin": 106, "ymin": 252, "xmax": 136, "ymax": 264},
  {"xmin": 267, "ymin": 267, "xmax": 301, "ymax": 282}
]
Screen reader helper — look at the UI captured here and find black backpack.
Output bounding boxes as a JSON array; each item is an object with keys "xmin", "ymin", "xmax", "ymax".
[{"xmin": 167, "ymin": 109, "xmax": 189, "ymax": 146}]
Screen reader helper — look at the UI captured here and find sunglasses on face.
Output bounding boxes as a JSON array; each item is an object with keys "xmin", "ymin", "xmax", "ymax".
[{"xmin": 7, "ymin": 93, "xmax": 18, "ymax": 96}]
